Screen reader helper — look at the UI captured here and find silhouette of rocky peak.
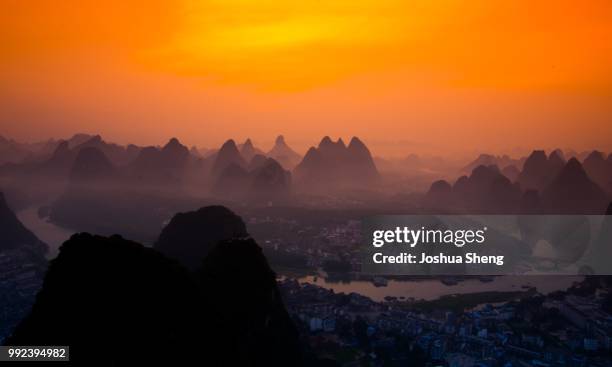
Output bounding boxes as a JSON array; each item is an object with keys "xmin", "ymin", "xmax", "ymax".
[
  {"xmin": 318, "ymin": 136, "xmax": 333, "ymax": 147},
  {"xmin": 502, "ymin": 165, "xmax": 520, "ymax": 182},
  {"xmin": 554, "ymin": 158, "xmax": 591, "ymax": 184},
  {"xmin": 347, "ymin": 136, "xmax": 368, "ymax": 152},
  {"xmin": 275, "ymin": 135, "xmax": 286, "ymax": 145},
  {"xmin": 0, "ymin": 192, "xmax": 48, "ymax": 254},
  {"xmin": 213, "ymin": 157, "xmax": 291, "ymax": 201},
  {"xmin": 585, "ymin": 150, "xmax": 606, "ymax": 163},
  {"xmin": 552, "ymin": 148, "xmax": 566, "ymax": 161},
  {"xmin": 189, "ymin": 146, "xmax": 201, "ymax": 157},
  {"xmin": 163, "ymin": 137, "xmax": 180, "ymax": 149},
  {"xmin": 213, "ymin": 163, "xmax": 250, "ymax": 197},
  {"xmin": 429, "ymin": 180, "xmax": 452, "ymax": 193},
  {"xmin": 470, "ymin": 165, "xmax": 501, "ymax": 185},
  {"xmin": 197, "ymin": 237, "xmax": 301, "ymax": 366},
  {"xmin": 128, "ymin": 140, "xmax": 189, "ymax": 183},
  {"xmin": 239, "ymin": 138, "xmax": 265, "ymax": 162},
  {"xmin": 7, "ymin": 233, "xmax": 202, "ymax": 364},
  {"xmin": 7, "ymin": 230, "xmax": 301, "ymax": 365},
  {"xmin": 541, "ymin": 158, "xmax": 608, "ymax": 213},
  {"xmin": 212, "ymin": 139, "xmax": 246, "ymax": 175},
  {"xmin": 217, "ymin": 139, "xmax": 240, "ymax": 154},
  {"xmin": 462, "ymin": 154, "xmax": 522, "ymax": 174},
  {"xmin": 250, "ymin": 158, "xmax": 291, "ymax": 193},
  {"xmin": 154, "ymin": 206, "xmax": 248, "ymax": 270},
  {"xmin": 426, "ymin": 180, "xmax": 453, "ymax": 208},
  {"xmin": 84, "ymin": 135, "xmax": 103, "ymax": 145},
  {"xmin": 70, "ymin": 147, "xmax": 115, "ymax": 182},
  {"xmin": 582, "ymin": 150, "xmax": 611, "ymax": 190},
  {"xmin": 41, "ymin": 140, "xmax": 76, "ymax": 174},
  {"xmin": 525, "ymin": 150, "xmax": 548, "ymax": 168},
  {"xmin": 474, "ymin": 154, "xmax": 497, "ymax": 166},
  {"xmin": 518, "ymin": 150, "xmax": 563, "ymax": 191},
  {"xmin": 295, "ymin": 136, "xmax": 378, "ymax": 186},
  {"xmin": 549, "ymin": 150, "xmax": 565, "ymax": 167},
  {"xmin": 66, "ymin": 133, "xmax": 94, "ymax": 148},
  {"xmin": 267, "ymin": 135, "xmax": 301, "ymax": 169},
  {"xmin": 135, "ymin": 146, "xmax": 158, "ymax": 161},
  {"xmin": 302, "ymin": 147, "xmax": 319, "ymax": 160},
  {"xmin": 162, "ymin": 137, "xmax": 189, "ymax": 155},
  {"xmin": 317, "ymin": 136, "xmax": 346, "ymax": 155},
  {"xmin": 126, "ymin": 144, "xmax": 140, "ymax": 155},
  {"xmin": 247, "ymin": 154, "xmax": 268, "ymax": 171},
  {"xmin": 52, "ymin": 141, "xmax": 70, "ymax": 157},
  {"xmin": 453, "ymin": 175, "xmax": 469, "ymax": 192}
]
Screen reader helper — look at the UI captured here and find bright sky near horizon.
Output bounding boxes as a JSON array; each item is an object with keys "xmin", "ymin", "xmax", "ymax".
[{"xmin": 1, "ymin": 0, "xmax": 611, "ymax": 157}]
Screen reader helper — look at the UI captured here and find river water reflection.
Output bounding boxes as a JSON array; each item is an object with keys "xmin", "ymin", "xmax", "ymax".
[{"xmin": 296, "ymin": 275, "xmax": 582, "ymax": 302}]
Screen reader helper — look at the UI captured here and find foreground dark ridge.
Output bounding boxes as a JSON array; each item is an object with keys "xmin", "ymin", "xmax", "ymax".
[{"xmin": 6, "ymin": 207, "xmax": 303, "ymax": 366}]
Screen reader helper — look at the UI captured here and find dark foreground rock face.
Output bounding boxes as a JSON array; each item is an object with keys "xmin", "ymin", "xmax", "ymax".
[
  {"xmin": 154, "ymin": 205, "xmax": 248, "ymax": 270},
  {"xmin": 7, "ymin": 234, "xmax": 202, "ymax": 364},
  {"xmin": 198, "ymin": 238, "xmax": 302, "ymax": 366},
  {"xmin": 8, "ymin": 208, "xmax": 302, "ymax": 366}
]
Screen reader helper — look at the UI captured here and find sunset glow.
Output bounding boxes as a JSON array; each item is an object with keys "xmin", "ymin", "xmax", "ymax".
[{"xmin": 1, "ymin": 0, "xmax": 611, "ymax": 155}]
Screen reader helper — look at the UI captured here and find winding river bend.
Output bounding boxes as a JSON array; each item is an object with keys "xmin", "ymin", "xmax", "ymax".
[
  {"xmin": 16, "ymin": 206, "xmax": 582, "ymax": 302},
  {"xmin": 295, "ymin": 274, "xmax": 582, "ymax": 302},
  {"xmin": 17, "ymin": 207, "xmax": 73, "ymax": 259}
]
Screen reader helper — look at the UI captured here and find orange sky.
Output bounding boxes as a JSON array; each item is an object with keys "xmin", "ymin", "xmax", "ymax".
[{"xmin": 1, "ymin": 0, "xmax": 611, "ymax": 157}]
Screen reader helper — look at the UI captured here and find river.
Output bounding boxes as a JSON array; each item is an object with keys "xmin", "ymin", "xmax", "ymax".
[
  {"xmin": 296, "ymin": 275, "xmax": 582, "ymax": 302},
  {"xmin": 17, "ymin": 207, "xmax": 73, "ymax": 259},
  {"xmin": 16, "ymin": 207, "xmax": 583, "ymax": 302}
]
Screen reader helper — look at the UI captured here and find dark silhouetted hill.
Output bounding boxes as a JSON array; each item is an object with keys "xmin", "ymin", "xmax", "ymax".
[
  {"xmin": 155, "ymin": 206, "xmax": 248, "ymax": 270},
  {"xmin": 501, "ymin": 165, "xmax": 520, "ymax": 182},
  {"xmin": 212, "ymin": 163, "xmax": 250, "ymax": 198},
  {"xmin": 39, "ymin": 141, "xmax": 76, "ymax": 176},
  {"xmin": 198, "ymin": 238, "xmax": 302, "ymax": 366},
  {"xmin": 541, "ymin": 158, "xmax": 608, "ymax": 214},
  {"xmin": 294, "ymin": 136, "xmax": 379, "ymax": 189},
  {"xmin": 69, "ymin": 147, "xmax": 115, "ymax": 182},
  {"xmin": 424, "ymin": 180, "xmax": 453, "ymax": 209},
  {"xmin": 0, "ymin": 136, "xmax": 33, "ymax": 165},
  {"xmin": 454, "ymin": 165, "xmax": 521, "ymax": 213},
  {"xmin": 462, "ymin": 154, "xmax": 523, "ymax": 175},
  {"xmin": 239, "ymin": 138, "xmax": 266, "ymax": 163},
  {"xmin": 213, "ymin": 158, "xmax": 292, "ymax": 202},
  {"xmin": 518, "ymin": 150, "xmax": 564, "ymax": 191},
  {"xmin": 250, "ymin": 158, "xmax": 292, "ymax": 199},
  {"xmin": 583, "ymin": 151, "xmax": 612, "ymax": 194},
  {"xmin": 211, "ymin": 139, "xmax": 247, "ymax": 176},
  {"xmin": 248, "ymin": 154, "xmax": 268, "ymax": 171},
  {"xmin": 72, "ymin": 135, "xmax": 135, "ymax": 165},
  {"xmin": 426, "ymin": 165, "xmax": 521, "ymax": 213},
  {"xmin": 267, "ymin": 135, "xmax": 301, "ymax": 169},
  {"xmin": 7, "ymin": 233, "xmax": 203, "ymax": 364},
  {"xmin": 128, "ymin": 138, "xmax": 190, "ymax": 183},
  {"xmin": 8, "ymin": 212, "xmax": 303, "ymax": 365}
]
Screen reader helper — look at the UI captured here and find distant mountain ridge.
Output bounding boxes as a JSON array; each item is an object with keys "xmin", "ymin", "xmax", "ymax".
[
  {"xmin": 294, "ymin": 136, "xmax": 379, "ymax": 189},
  {"xmin": 267, "ymin": 135, "xmax": 302, "ymax": 169}
]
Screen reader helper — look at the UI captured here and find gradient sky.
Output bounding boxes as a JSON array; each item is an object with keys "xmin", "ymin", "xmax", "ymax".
[{"xmin": 1, "ymin": 0, "xmax": 611, "ymax": 157}]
